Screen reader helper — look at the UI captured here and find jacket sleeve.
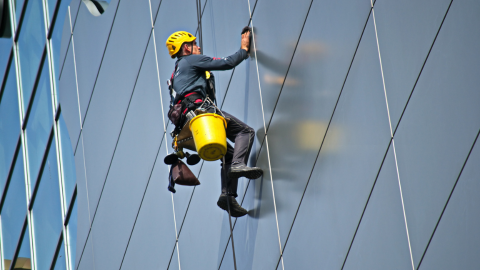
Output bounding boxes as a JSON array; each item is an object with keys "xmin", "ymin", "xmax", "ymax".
[{"xmin": 188, "ymin": 49, "xmax": 248, "ymax": 71}]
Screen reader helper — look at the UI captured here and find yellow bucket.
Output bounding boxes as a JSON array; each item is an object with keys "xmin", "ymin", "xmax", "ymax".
[{"xmin": 189, "ymin": 113, "xmax": 227, "ymax": 161}]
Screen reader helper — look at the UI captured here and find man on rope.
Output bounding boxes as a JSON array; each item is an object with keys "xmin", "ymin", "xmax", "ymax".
[{"xmin": 165, "ymin": 28, "xmax": 262, "ymax": 217}]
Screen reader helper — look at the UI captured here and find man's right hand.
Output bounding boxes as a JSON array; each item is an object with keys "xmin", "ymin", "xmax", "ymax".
[{"xmin": 241, "ymin": 27, "xmax": 251, "ymax": 52}]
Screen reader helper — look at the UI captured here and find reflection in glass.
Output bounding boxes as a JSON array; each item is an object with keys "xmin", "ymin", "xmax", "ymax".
[
  {"xmin": 67, "ymin": 199, "xmax": 77, "ymax": 270},
  {"xmin": 32, "ymin": 141, "xmax": 62, "ymax": 270},
  {"xmin": 59, "ymin": 114, "xmax": 76, "ymax": 206},
  {"xmin": 26, "ymin": 59, "xmax": 53, "ymax": 192},
  {"xmin": 1, "ymin": 148, "xmax": 27, "ymax": 269},
  {"xmin": 0, "ymin": 60, "xmax": 20, "ymax": 190},
  {"xmin": 17, "ymin": 0, "xmax": 46, "ymax": 109},
  {"xmin": 53, "ymin": 240, "xmax": 67, "ymax": 270},
  {"xmin": 5, "ymin": 224, "xmax": 31, "ymax": 270}
]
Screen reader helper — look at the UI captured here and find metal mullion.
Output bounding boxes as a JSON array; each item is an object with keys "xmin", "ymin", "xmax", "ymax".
[
  {"xmin": 11, "ymin": 0, "xmax": 29, "ymax": 42},
  {"xmin": 8, "ymin": 214, "xmax": 28, "ymax": 270},
  {"xmin": 0, "ymin": 134, "xmax": 21, "ymax": 212},
  {"xmin": 21, "ymin": 46, "xmax": 47, "ymax": 131},
  {"xmin": 48, "ymin": 231, "xmax": 63, "ymax": 270},
  {"xmin": 27, "ymin": 125, "xmax": 54, "ymax": 211}
]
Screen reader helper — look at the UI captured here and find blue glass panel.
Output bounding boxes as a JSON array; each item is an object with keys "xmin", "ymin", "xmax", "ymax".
[
  {"xmin": 51, "ymin": 0, "xmax": 71, "ymax": 84},
  {"xmin": 53, "ymin": 240, "xmax": 67, "ymax": 270},
  {"xmin": 47, "ymin": 0, "xmax": 58, "ymax": 24},
  {"xmin": 11, "ymin": 224, "xmax": 31, "ymax": 270},
  {"xmin": 0, "ymin": 41, "xmax": 11, "ymax": 80},
  {"xmin": 26, "ymin": 59, "xmax": 53, "ymax": 192},
  {"xmin": 13, "ymin": 0, "xmax": 26, "ymax": 27},
  {"xmin": 17, "ymin": 0, "xmax": 46, "ymax": 109},
  {"xmin": 1, "ymin": 148, "xmax": 27, "ymax": 269},
  {"xmin": 32, "ymin": 141, "xmax": 62, "ymax": 270},
  {"xmin": 67, "ymin": 199, "xmax": 77, "ymax": 270},
  {"xmin": 59, "ymin": 114, "xmax": 76, "ymax": 206},
  {"xmin": 0, "ymin": 61, "xmax": 20, "ymax": 189}
]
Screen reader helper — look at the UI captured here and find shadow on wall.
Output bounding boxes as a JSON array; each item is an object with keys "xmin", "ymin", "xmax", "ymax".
[{"xmin": 82, "ymin": 0, "xmax": 111, "ymax": 16}]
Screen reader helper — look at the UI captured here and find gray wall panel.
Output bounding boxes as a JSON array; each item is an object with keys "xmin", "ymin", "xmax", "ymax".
[
  {"xmin": 250, "ymin": 0, "xmax": 313, "ymax": 129},
  {"xmin": 168, "ymin": 246, "xmax": 180, "ymax": 270},
  {"xmin": 218, "ymin": 241, "xmax": 235, "ymax": 270},
  {"xmin": 119, "ymin": 142, "xmax": 177, "ymax": 270},
  {"xmin": 74, "ymin": 135, "xmax": 91, "ymax": 269},
  {"xmin": 153, "ymin": 0, "xmax": 198, "ymax": 128},
  {"xmin": 343, "ymin": 144, "xmax": 411, "ymax": 270},
  {"xmin": 281, "ymin": 14, "xmax": 391, "ymax": 269},
  {"xmin": 267, "ymin": 0, "xmax": 371, "ymax": 251},
  {"xmin": 72, "ymin": 0, "xmax": 120, "ymax": 122},
  {"xmin": 69, "ymin": 0, "xmax": 82, "ymax": 30},
  {"xmin": 59, "ymin": 41, "xmax": 81, "ymax": 153},
  {"xmin": 200, "ymin": 0, "xmax": 250, "ymax": 105},
  {"xmin": 58, "ymin": 12, "xmax": 71, "ymax": 80},
  {"xmin": 86, "ymin": 35, "xmax": 164, "ymax": 270},
  {"xmin": 420, "ymin": 135, "xmax": 480, "ymax": 270},
  {"xmin": 176, "ymin": 160, "xmax": 233, "ymax": 270},
  {"xmin": 232, "ymin": 147, "xmax": 281, "ymax": 270},
  {"xmin": 374, "ymin": 0, "xmax": 451, "ymax": 130},
  {"xmin": 393, "ymin": 0, "xmax": 480, "ymax": 267},
  {"xmin": 80, "ymin": 1, "xmax": 152, "ymax": 217},
  {"xmin": 77, "ymin": 235, "xmax": 95, "ymax": 270}
]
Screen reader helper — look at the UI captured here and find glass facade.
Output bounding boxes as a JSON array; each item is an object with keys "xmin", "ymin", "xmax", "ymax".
[
  {"xmin": 0, "ymin": 0, "xmax": 77, "ymax": 269},
  {"xmin": 1, "ymin": 0, "xmax": 478, "ymax": 269}
]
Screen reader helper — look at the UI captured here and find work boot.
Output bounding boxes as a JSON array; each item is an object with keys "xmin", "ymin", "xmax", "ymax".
[
  {"xmin": 217, "ymin": 194, "xmax": 247, "ymax": 217},
  {"xmin": 228, "ymin": 164, "xmax": 263, "ymax": 179}
]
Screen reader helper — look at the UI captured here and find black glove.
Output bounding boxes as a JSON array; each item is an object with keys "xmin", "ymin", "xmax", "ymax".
[{"xmin": 241, "ymin": 26, "xmax": 252, "ymax": 34}]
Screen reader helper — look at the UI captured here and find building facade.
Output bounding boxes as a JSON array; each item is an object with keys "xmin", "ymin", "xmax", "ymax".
[
  {"xmin": 0, "ymin": 0, "xmax": 77, "ymax": 269},
  {"xmin": 2, "ymin": 0, "xmax": 480, "ymax": 269}
]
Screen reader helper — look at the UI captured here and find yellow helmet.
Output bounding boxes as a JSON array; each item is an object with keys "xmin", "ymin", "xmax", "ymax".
[{"xmin": 166, "ymin": 31, "xmax": 196, "ymax": 58}]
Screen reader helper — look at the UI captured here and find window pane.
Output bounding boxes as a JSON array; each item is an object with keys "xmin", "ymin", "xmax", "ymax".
[
  {"xmin": 1, "ymin": 148, "xmax": 27, "ymax": 269},
  {"xmin": 67, "ymin": 199, "xmax": 77, "ymax": 270},
  {"xmin": 13, "ymin": 0, "xmax": 26, "ymax": 28},
  {"xmin": 47, "ymin": 0, "xmax": 58, "ymax": 25},
  {"xmin": 50, "ymin": 0, "xmax": 70, "ymax": 105},
  {"xmin": 32, "ymin": 141, "xmax": 62, "ymax": 270},
  {"xmin": 52, "ymin": 240, "xmax": 67, "ymax": 270},
  {"xmin": 0, "ymin": 42, "xmax": 11, "ymax": 80},
  {"xmin": 59, "ymin": 114, "xmax": 76, "ymax": 206},
  {"xmin": 17, "ymin": 0, "xmax": 46, "ymax": 109},
  {"xmin": 26, "ymin": 59, "xmax": 53, "ymax": 192},
  {"xmin": 0, "ymin": 61, "xmax": 20, "ymax": 189},
  {"xmin": 6, "ymin": 224, "xmax": 32, "ymax": 270}
]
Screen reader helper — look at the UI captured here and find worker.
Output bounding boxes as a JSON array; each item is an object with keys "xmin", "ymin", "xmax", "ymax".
[{"xmin": 165, "ymin": 29, "xmax": 262, "ymax": 217}]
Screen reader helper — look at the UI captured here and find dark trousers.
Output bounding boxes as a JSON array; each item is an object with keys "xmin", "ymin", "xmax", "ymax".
[{"xmin": 220, "ymin": 111, "xmax": 255, "ymax": 197}]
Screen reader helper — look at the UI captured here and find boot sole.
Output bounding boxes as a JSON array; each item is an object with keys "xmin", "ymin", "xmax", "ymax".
[
  {"xmin": 228, "ymin": 168, "xmax": 263, "ymax": 180},
  {"xmin": 217, "ymin": 197, "xmax": 247, "ymax": 217}
]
